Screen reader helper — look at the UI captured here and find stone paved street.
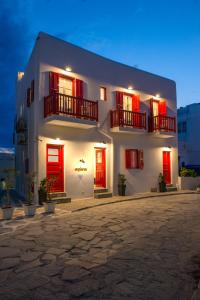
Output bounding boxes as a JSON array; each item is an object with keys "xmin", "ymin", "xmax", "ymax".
[{"xmin": 0, "ymin": 193, "xmax": 200, "ymax": 299}]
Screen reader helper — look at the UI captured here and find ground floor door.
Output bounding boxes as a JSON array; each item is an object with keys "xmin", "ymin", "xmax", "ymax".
[
  {"xmin": 46, "ymin": 144, "xmax": 64, "ymax": 192},
  {"xmin": 163, "ymin": 151, "xmax": 171, "ymax": 184},
  {"xmin": 95, "ymin": 148, "xmax": 106, "ymax": 188}
]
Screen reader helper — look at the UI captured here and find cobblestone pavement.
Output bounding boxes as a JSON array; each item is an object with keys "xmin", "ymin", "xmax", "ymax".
[{"xmin": 0, "ymin": 193, "xmax": 200, "ymax": 300}]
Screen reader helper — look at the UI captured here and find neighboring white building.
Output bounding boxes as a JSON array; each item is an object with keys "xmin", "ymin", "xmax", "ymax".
[
  {"xmin": 0, "ymin": 148, "xmax": 15, "ymax": 188},
  {"xmin": 178, "ymin": 103, "xmax": 200, "ymax": 171},
  {"xmin": 15, "ymin": 32, "xmax": 178, "ymax": 202}
]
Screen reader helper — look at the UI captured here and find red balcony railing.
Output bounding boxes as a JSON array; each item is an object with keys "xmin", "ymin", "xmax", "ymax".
[
  {"xmin": 148, "ymin": 115, "xmax": 176, "ymax": 132},
  {"xmin": 110, "ymin": 109, "xmax": 146, "ymax": 129},
  {"xmin": 44, "ymin": 93, "xmax": 98, "ymax": 121}
]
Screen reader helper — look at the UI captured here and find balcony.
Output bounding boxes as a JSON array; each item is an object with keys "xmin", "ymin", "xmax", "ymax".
[
  {"xmin": 44, "ymin": 93, "xmax": 98, "ymax": 129},
  {"xmin": 148, "ymin": 115, "xmax": 176, "ymax": 138},
  {"xmin": 110, "ymin": 109, "xmax": 147, "ymax": 134}
]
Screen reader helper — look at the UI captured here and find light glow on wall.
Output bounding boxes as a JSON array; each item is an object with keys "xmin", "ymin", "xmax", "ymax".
[
  {"xmin": 128, "ymin": 86, "xmax": 133, "ymax": 90},
  {"xmin": 162, "ymin": 146, "xmax": 172, "ymax": 152},
  {"xmin": 95, "ymin": 142, "xmax": 107, "ymax": 148}
]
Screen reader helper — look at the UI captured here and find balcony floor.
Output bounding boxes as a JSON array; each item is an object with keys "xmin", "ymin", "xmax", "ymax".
[
  {"xmin": 110, "ymin": 126, "xmax": 147, "ymax": 134},
  {"xmin": 45, "ymin": 114, "xmax": 97, "ymax": 129},
  {"xmin": 149, "ymin": 130, "xmax": 176, "ymax": 138}
]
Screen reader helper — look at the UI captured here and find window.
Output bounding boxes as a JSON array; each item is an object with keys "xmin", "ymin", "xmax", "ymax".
[
  {"xmin": 100, "ymin": 87, "xmax": 106, "ymax": 101},
  {"xmin": 182, "ymin": 121, "xmax": 187, "ymax": 132},
  {"xmin": 178, "ymin": 121, "xmax": 187, "ymax": 133},
  {"xmin": 125, "ymin": 149, "xmax": 144, "ymax": 169},
  {"xmin": 59, "ymin": 77, "xmax": 73, "ymax": 96},
  {"xmin": 48, "ymin": 148, "xmax": 59, "ymax": 163},
  {"xmin": 123, "ymin": 95, "xmax": 132, "ymax": 111}
]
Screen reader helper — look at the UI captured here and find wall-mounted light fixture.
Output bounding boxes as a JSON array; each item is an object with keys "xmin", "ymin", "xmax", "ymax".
[
  {"xmin": 128, "ymin": 86, "xmax": 133, "ymax": 90},
  {"xmin": 155, "ymin": 93, "xmax": 160, "ymax": 98},
  {"xmin": 95, "ymin": 142, "xmax": 107, "ymax": 148},
  {"xmin": 65, "ymin": 66, "xmax": 72, "ymax": 72}
]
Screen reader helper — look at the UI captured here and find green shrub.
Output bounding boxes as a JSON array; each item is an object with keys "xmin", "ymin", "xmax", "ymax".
[{"xmin": 180, "ymin": 167, "xmax": 197, "ymax": 177}]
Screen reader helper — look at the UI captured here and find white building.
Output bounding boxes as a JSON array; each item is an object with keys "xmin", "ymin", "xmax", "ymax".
[
  {"xmin": 15, "ymin": 32, "xmax": 178, "ymax": 202},
  {"xmin": 0, "ymin": 148, "xmax": 15, "ymax": 188},
  {"xmin": 178, "ymin": 103, "xmax": 200, "ymax": 171}
]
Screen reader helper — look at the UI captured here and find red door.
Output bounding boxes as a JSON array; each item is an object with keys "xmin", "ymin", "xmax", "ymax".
[
  {"xmin": 95, "ymin": 148, "xmax": 106, "ymax": 188},
  {"xmin": 163, "ymin": 151, "xmax": 171, "ymax": 184},
  {"xmin": 46, "ymin": 144, "xmax": 64, "ymax": 192}
]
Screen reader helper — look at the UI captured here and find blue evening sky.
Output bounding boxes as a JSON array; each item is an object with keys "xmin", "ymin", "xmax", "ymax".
[{"xmin": 0, "ymin": 0, "xmax": 200, "ymax": 147}]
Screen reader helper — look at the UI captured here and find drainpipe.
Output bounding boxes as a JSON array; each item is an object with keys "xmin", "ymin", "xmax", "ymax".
[{"xmin": 97, "ymin": 124, "xmax": 114, "ymax": 195}]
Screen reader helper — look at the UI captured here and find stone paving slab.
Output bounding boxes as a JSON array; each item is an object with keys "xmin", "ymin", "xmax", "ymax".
[{"xmin": 0, "ymin": 192, "xmax": 200, "ymax": 299}]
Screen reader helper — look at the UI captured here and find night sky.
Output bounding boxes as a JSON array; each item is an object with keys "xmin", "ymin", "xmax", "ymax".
[{"xmin": 0, "ymin": 0, "xmax": 200, "ymax": 147}]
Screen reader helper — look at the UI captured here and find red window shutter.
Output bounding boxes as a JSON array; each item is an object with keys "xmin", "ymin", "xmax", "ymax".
[
  {"xmin": 150, "ymin": 98, "xmax": 153, "ymax": 115},
  {"xmin": 132, "ymin": 94, "xmax": 140, "ymax": 112},
  {"xmin": 125, "ymin": 149, "xmax": 138, "ymax": 169},
  {"xmin": 158, "ymin": 100, "xmax": 167, "ymax": 116},
  {"xmin": 31, "ymin": 80, "xmax": 34, "ymax": 102},
  {"xmin": 49, "ymin": 72, "xmax": 59, "ymax": 94},
  {"xmin": 138, "ymin": 150, "xmax": 144, "ymax": 169},
  {"xmin": 27, "ymin": 88, "xmax": 31, "ymax": 107},
  {"xmin": 125, "ymin": 150, "xmax": 131, "ymax": 168},
  {"xmin": 76, "ymin": 79, "xmax": 83, "ymax": 98},
  {"xmin": 116, "ymin": 91, "xmax": 123, "ymax": 110}
]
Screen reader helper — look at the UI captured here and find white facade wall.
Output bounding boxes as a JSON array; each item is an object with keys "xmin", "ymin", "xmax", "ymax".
[
  {"xmin": 15, "ymin": 32, "xmax": 178, "ymax": 201},
  {"xmin": 178, "ymin": 103, "xmax": 200, "ymax": 167}
]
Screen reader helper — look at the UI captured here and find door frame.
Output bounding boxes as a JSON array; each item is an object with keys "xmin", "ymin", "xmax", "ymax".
[
  {"xmin": 46, "ymin": 144, "xmax": 64, "ymax": 192},
  {"xmin": 94, "ymin": 147, "xmax": 106, "ymax": 188},
  {"xmin": 150, "ymin": 98, "xmax": 159, "ymax": 117},
  {"xmin": 162, "ymin": 151, "xmax": 171, "ymax": 184}
]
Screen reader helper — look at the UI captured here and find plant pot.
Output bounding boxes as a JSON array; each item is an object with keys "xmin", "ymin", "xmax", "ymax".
[
  {"xmin": 159, "ymin": 182, "xmax": 166, "ymax": 192},
  {"xmin": 38, "ymin": 190, "xmax": 47, "ymax": 205},
  {"xmin": 24, "ymin": 204, "xmax": 36, "ymax": 217},
  {"xmin": 44, "ymin": 202, "xmax": 55, "ymax": 214},
  {"xmin": 1, "ymin": 207, "xmax": 14, "ymax": 220},
  {"xmin": 118, "ymin": 184, "xmax": 126, "ymax": 196},
  {"xmin": 196, "ymin": 187, "xmax": 200, "ymax": 193}
]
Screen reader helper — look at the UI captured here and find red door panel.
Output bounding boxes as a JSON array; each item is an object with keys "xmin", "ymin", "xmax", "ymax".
[
  {"xmin": 163, "ymin": 151, "xmax": 171, "ymax": 184},
  {"xmin": 95, "ymin": 148, "xmax": 106, "ymax": 188},
  {"xmin": 46, "ymin": 144, "xmax": 64, "ymax": 192}
]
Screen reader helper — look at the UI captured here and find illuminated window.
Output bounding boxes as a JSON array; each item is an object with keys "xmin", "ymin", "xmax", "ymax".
[{"xmin": 100, "ymin": 87, "xmax": 107, "ymax": 101}]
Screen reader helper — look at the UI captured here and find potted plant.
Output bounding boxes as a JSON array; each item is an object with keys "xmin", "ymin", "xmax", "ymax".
[
  {"xmin": 0, "ymin": 171, "xmax": 14, "ymax": 220},
  {"xmin": 158, "ymin": 173, "xmax": 166, "ymax": 192},
  {"xmin": 44, "ymin": 175, "xmax": 57, "ymax": 213},
  {"xmin": 38, "ymin": 178, "xmax": 47, "ymax": 205},
  {"xmin": 196, "ymin": 184, "xmax": 200, "ymax": 193},
  {"xmin": 118, "ymin": 173, "xmax": 126, "ymax": 196},
  {"xmin": 24, "ymin": 172, "xmax": 37, "ymax": 217}
]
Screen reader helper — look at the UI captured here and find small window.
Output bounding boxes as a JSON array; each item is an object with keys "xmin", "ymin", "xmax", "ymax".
[
  {"xmin": 125, "ymin": 149, "xmax": 138, "ymax": 169},
  {"xmin": 125, "ymin": 149, "xmax": 144, "ymax": 169},
  {"xmin": 100, "ymin": 87, "xmax": 106, "ymax": 101}
]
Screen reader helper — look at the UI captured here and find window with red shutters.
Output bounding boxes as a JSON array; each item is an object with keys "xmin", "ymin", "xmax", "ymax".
[
  {"xmin": 125, "ymin": 149, "xmax": 138, "ymax": 169},
  {"xmin": 125, "ymin": 149, "xmax": 144, "ymax": 169}
]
